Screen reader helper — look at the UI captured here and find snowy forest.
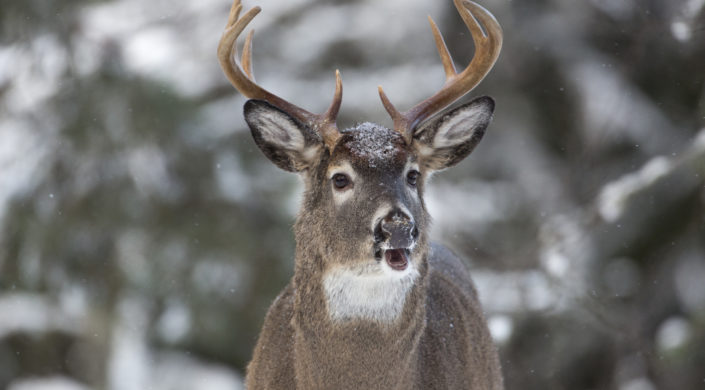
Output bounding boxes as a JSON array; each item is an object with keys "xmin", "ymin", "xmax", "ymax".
[{"xmin": 1, "ymin": 0, "xmax": 704, "ymax": 389}]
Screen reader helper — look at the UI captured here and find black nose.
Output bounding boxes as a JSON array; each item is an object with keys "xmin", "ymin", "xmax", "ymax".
[{"xmin": 377, "ymin": 210, "xmax": 417, "ymax": 249}]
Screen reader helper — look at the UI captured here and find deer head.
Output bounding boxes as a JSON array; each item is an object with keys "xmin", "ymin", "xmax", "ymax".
[{"xmin": 218, "ymin": 0, "xmax": 502, "ymax": 321}]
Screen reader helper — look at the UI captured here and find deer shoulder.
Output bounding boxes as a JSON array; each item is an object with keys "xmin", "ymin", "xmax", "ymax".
[
  {"xmin": 419, "ymin": 244, "xmax": 503, "ymax": 389},
  {"xmin": 245, "ymin": 283, "xmax": 295, "ymax": 388}
]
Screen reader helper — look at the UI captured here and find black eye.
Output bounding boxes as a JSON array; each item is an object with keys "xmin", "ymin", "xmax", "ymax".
[
  {"xmin": 332, "ymin": 173, "xmax": 351, "ymax": 190},
  {"xmin": 406, "ymin": 170, "xmax": 420, "ymax": 186}
]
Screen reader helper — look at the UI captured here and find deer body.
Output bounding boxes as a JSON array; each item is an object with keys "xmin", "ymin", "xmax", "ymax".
[
  {"xmin": 217, "ymin": 1, "xmax": 504, "ymax": 388},
  {"xmin": 248, "ymin": 245, "xmax": 502, "ymax": 389}
]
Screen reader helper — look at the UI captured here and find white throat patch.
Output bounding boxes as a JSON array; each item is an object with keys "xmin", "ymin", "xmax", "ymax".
[{"xmin": 322, "ymin": 261, "xmax": 419, "ymax": 324}]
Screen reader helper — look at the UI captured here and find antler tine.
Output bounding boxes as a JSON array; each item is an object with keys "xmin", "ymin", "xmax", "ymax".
[
  {"xmin": 218, "ymin": 0, "xmax": 343, "ymax": 149},
  {"xmin": 379, "ymin": 0, "xmax": 502, "ymax": 143},
  {"xmin": 318, "ymin": 69, "xmax": 343, "ymax": 150},
  {"xmin": 226, "ymin": 0, "xmax": 242, "ymax": 28},
  {"xmin": 428, "ymin": 15, "xmax": 456, "ymax": 79},
  {"xmin": 241, "ymin": 29, "xmax": 255, "ymax": 79}
]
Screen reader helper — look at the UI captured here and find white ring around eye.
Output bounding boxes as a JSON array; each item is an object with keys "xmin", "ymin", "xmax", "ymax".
[
  {"xmin": 405, "ymin": 161, "xmax": 421, "ymax": 196},
  {"xmin": 328, "ymin": 162, "xmax": 357, "ymax": 204}
]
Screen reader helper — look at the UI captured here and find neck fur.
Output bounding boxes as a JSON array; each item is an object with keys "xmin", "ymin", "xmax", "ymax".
[{"xmin": 290, "ymin": 239, "xmax": 429, "ymax": 387}]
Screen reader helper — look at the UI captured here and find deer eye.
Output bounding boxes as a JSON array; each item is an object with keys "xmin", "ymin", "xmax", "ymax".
[
  {"xmin": 406, "ymin": 170, "xmax": 420, "ymax": 186},
  {"xmin": 332, "ymin": 173, "xmax": 351, "ymax": 190}
]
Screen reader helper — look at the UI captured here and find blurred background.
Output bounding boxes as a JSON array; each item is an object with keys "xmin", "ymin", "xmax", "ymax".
[{"xmin": 1, "ymin": 0, "xmax": 704, "ymax": 389}]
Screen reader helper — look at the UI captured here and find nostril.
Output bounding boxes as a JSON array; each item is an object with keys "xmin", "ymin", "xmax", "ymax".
[{"xmin": 412, "ymin": 226, "xmax": 419, "ymax": 239}]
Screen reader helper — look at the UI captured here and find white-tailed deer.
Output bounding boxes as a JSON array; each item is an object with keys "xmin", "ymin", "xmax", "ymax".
[{"xmin": 218, "ymin": 0, "xmax": 503, "ymax": 388}]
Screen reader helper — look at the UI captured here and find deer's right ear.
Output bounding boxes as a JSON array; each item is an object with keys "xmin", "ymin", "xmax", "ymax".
[
  {"xmin": 411, "ymin": 96, "xmax": 494, "ymax": 171},
  {"xmin": 244, "ymin": 100, "xmax": 323, "ymax": 172}
]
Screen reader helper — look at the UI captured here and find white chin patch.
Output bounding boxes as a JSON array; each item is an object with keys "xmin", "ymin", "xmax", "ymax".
[{"xmin": 322, "ymin": 260, "xmax": 419, "ymax": 324}]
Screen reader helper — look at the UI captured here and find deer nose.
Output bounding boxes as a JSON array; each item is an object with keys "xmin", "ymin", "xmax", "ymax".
[{"xmin": 376, "ymin": 210, "xmax": 418, "ymax": 249}]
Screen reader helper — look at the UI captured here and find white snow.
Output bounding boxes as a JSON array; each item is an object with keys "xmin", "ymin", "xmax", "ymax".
[
  {"xmin": 7, "ymin": 377, "xmax": 91, "ymax": 390},
  {"xmin": 149, "ymin": 351, "xmax": 244, "ymax": 390},
  {"xmin": 656, "ymin": 316, "xmax": 692, "ymax": 352},
  {"xmin": 597, "ymin": 156, "xmax": 672, "ymax": 222},
  {"xmin": 674, "ymin": 254, "xmax": 705, "ymax": 314},
  {"xmin": 620, "ymin": 378, "xmax": 657, "ymax": 390},
  {"xmin": 345, "ymin": 123, "xmax": 399, "ymax": 167},
  {"xmin": 487, "ymin": 314, "xmax": 513, "ymax": 344},
  {"xmin": 571, "ymin": 62, "xmax": 680, "ymax": 155},
  {"xmin": 473, "ymin": 270, "xmax": 558, "ymax": 313},
  {"xmin": 0, "ymin": 294, "xmax": 80, "ymax": 339},
  {"xmin": 107, "ymin": 296, "xmax": 151, "ymax": 390},
  {"xmin": 426, "ymin": 180, "xmax": 519, "ymax": 236}
]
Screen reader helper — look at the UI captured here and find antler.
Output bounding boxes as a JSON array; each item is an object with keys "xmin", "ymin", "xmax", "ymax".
[
  {"xmin": 217, "ymin": 0, "xmax": 343, "ymax": 150},
  {"xmin": 378, "ymin": 0, "xmax": 503, "ymax": 143}
]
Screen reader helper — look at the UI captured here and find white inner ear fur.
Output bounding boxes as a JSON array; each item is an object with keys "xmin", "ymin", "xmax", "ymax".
[
  {"xmin": 414, "ymin": 143, "xmax": 435, "ymax": 159},
  {"xmin": 257, "ymin": 112, "xmax": 306, "ymax": 151},
  {"xmin": 323, "ymin": 261, "xmax": 420, "ymax": 323},
  {"xmin": 328, "ymin": 161, "xmax": 357, "ymax": 204},
  {"xmin": 433, "ymin": 105, "xmax": 489, "ymax": 149}
]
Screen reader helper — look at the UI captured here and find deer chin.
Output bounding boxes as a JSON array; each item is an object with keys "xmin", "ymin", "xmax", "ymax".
[{"xmin": 322, "ymin": 255, "xmax": 420, "ymax": 323}]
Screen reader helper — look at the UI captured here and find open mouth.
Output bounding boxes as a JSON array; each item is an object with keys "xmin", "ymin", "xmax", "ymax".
[{"xmin": 383, "ymin": 248, "xmax": 409, "ymax": 271}]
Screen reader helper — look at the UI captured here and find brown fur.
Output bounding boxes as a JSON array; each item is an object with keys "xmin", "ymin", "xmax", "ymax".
[
  {"xmin": 243, "ymin": 98, "xmax": 503, "ymax": 389},
  {"xmin": 247, "ymin": 244, "xmax": 502, "ymax": 389}
]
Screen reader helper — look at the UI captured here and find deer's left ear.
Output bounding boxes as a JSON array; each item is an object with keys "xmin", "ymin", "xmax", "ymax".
[{"xmin": 412, "ymin": 96, "xmax": 494, "ymax": 171}]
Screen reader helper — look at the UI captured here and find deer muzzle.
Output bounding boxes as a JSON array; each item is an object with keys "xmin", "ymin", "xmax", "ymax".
[{"xmin": 375, "ymin": 210, "xmax": 418, "ymax": 271}]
